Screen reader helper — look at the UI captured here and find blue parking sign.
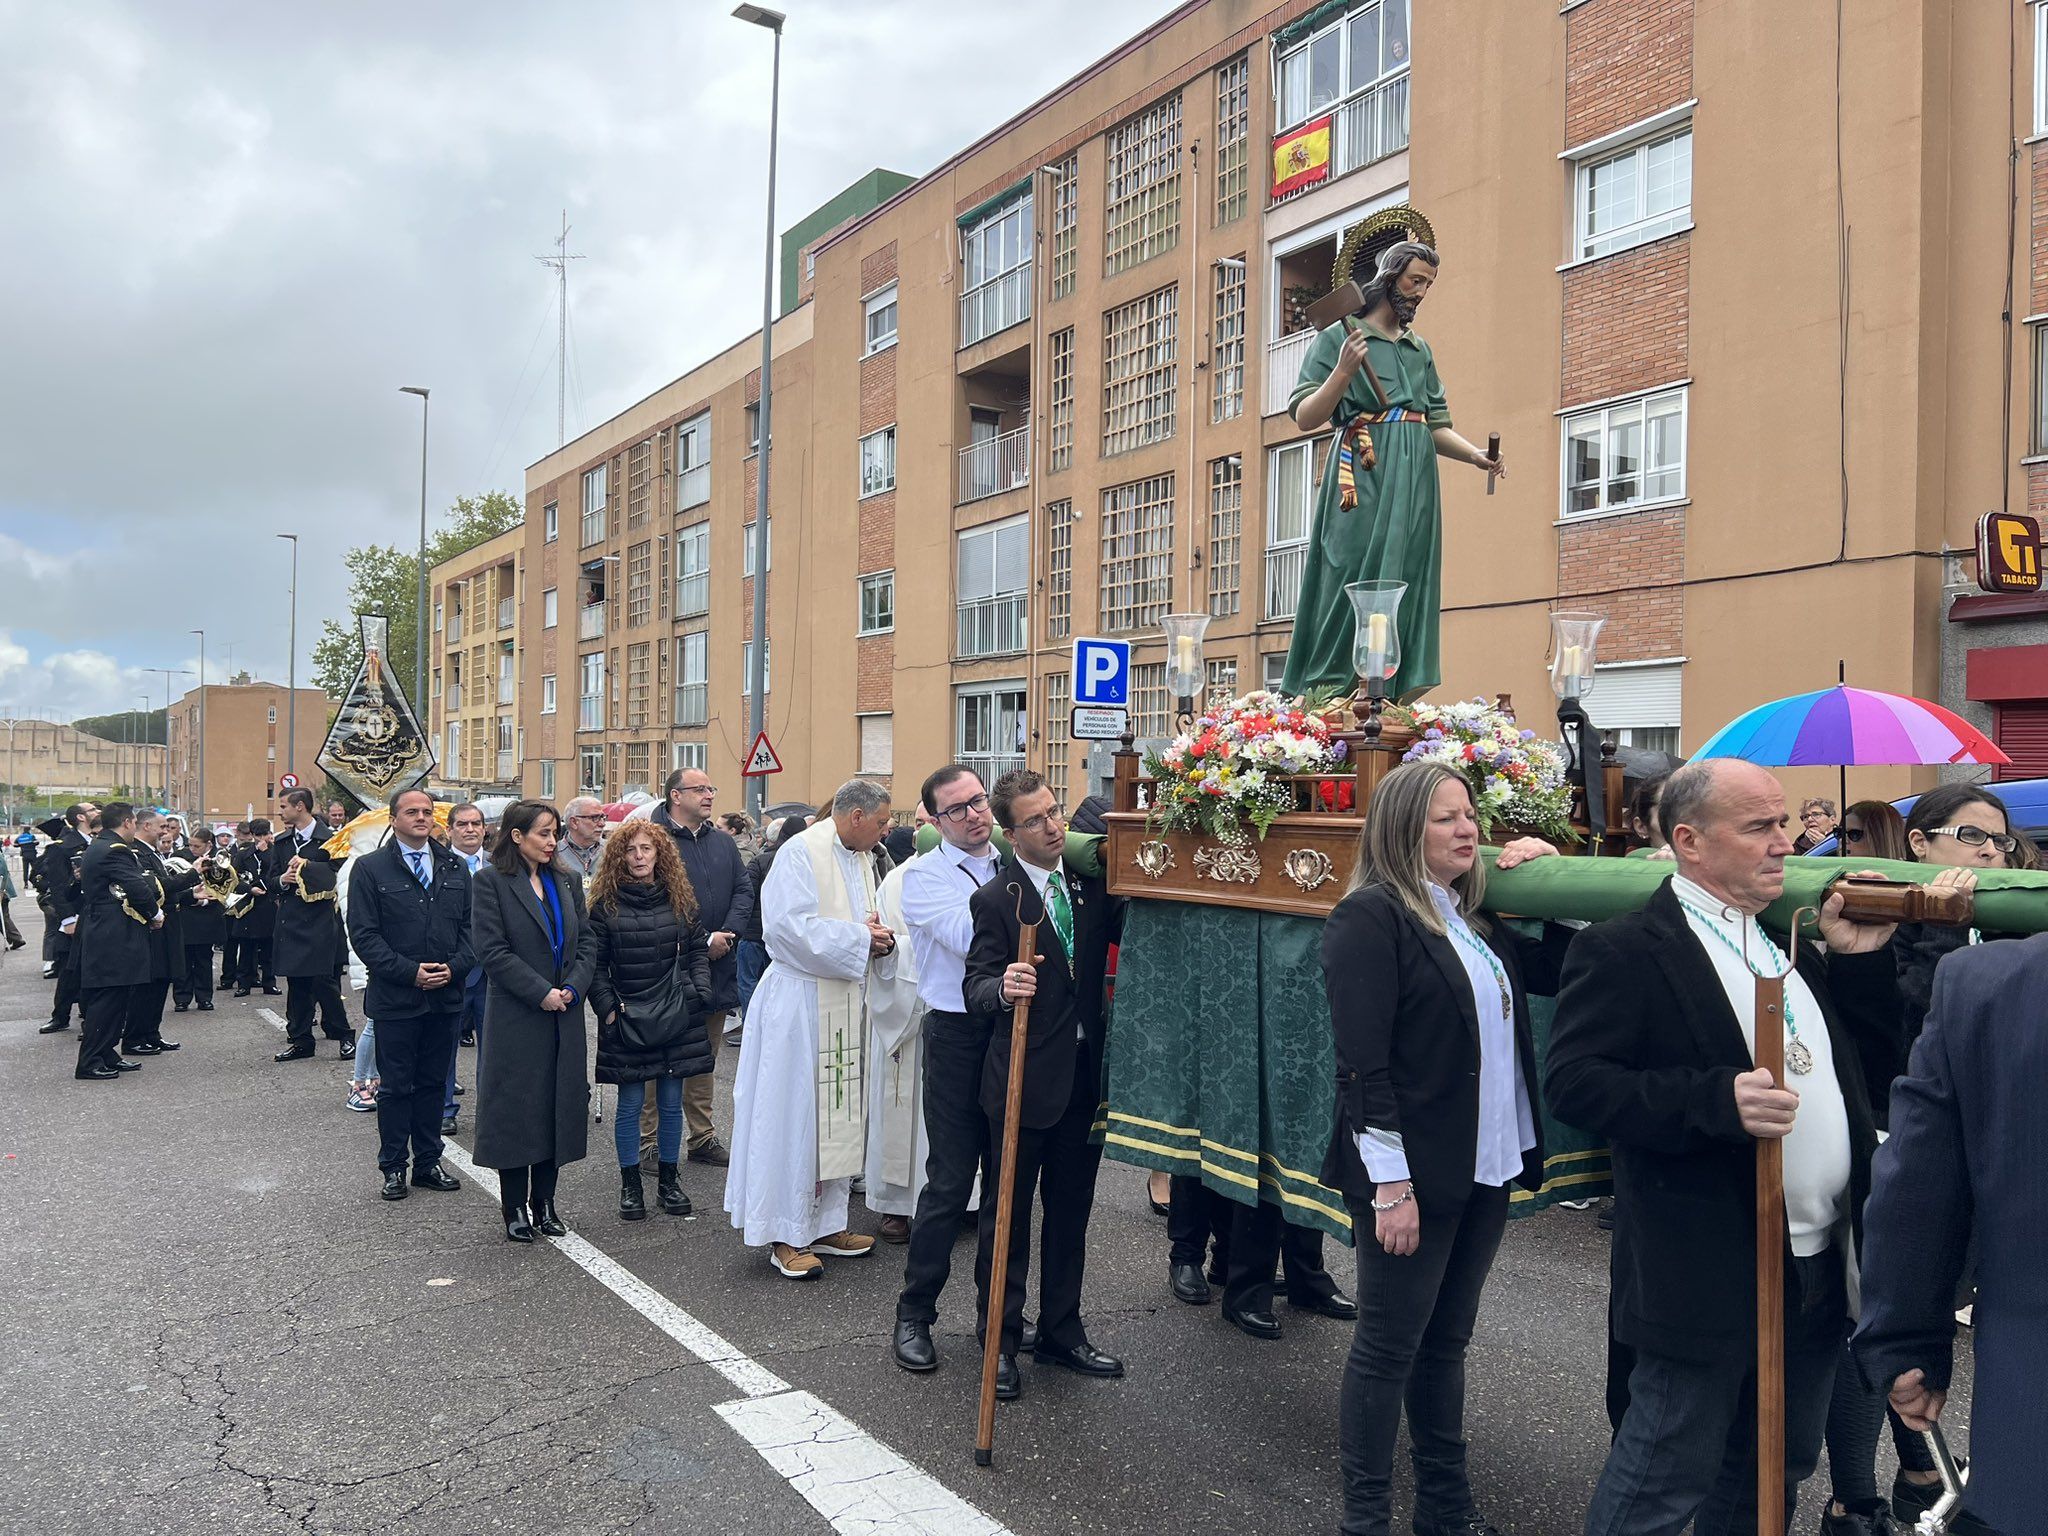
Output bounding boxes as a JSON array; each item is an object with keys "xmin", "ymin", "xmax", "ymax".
[{"xmin": 1072, "ymin": 637, "xmax": 1131, "ymax": 706}]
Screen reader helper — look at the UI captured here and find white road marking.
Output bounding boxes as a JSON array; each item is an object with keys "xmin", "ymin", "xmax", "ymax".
[
  {"xmin": 257, "ymin": 1007, "xmax": 287, "ymax": 1031},
  {"xmin": 432, "ymin": 1142, "xmax": 1011, "ymax": 1534}
]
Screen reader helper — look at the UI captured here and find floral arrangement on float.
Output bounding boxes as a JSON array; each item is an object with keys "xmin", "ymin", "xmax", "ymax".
[
  {"xmin": 1392, "ymin": 697, "xmax": 1576, "ymax": 843},
  {"xmin": 1143, "ymin": 690, "xmax": 1347, "ymax": 845}
]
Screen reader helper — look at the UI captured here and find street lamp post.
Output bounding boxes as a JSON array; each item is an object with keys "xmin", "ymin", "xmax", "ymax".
[
  {"xmin": 136, "ymin": 696, "xmax": 151, "ymax": 801},
  {"xmin": 278, "ymin": 533, "xmax": 299, "ymax": 783},
  {"xmin": 734, "ymin": 2, "xmax": 784, "ymax": 825},
  {"xmin": 401, "ymin": 387, "xmax": 431, "ymax": 716},
  {"xmin": 144, "ymin": 668, "xmax": 193, "ymax": 810},
  {"xmin": 191, "ymin": 629, "xmax": 207, "ymax": 823}
]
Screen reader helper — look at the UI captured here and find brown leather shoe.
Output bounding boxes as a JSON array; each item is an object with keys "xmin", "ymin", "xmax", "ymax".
[{"xmin": 878, "ymin": 1214, "xmax": 911, "ymax": 1244}]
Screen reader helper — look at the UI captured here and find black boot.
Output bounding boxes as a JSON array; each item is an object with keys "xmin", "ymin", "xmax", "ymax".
[
  {"xmin": 619, "ymin": 1165, "xmax": 647, "ymax": 1222},
  {"xmin": 503, "ymin": 1201, "xmax": 535, "ymax": 1243},
  {"xmin": 531, "ymin": 1199, "xmax": 567, "ymax": 1237},
  {"xmin": 656, "ymin": 1161, "xmax": 691, "ymax": 1217}
]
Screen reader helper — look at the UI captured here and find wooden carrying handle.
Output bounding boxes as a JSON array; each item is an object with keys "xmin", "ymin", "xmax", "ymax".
[
  {"xmin": 1825, "ymin": 874, "xmax": 1974, "ymax": 926},
  {"xmin": 976, "ymin": 894, "xmax": 1039, "ymax": 1467}
]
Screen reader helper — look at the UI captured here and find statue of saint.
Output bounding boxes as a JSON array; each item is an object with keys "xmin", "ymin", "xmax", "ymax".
[{"xmin": 1278, "ymin": 240, "xmax": 1503, "ymax": 703}]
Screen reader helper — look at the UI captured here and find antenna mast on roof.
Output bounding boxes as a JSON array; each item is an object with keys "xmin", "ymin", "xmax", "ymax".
[{"xmin": 536, "ymin": 210, "xmax": 585, "ymax": 448}]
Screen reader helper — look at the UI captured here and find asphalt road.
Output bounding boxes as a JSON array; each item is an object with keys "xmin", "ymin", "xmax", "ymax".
[{"xmin": 0, "ymin": 897, "xmax": 1976, "ymax": 1536}]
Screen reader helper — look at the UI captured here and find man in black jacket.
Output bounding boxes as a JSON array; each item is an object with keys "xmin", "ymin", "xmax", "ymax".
[
  {"xmin": 1545, "ymin": 759, "xmax": 1895, "ymax": 1535},
  {"xmin": 34, "ymin": 802, "xmax": 95, "ymax": 1033},
  {"xmin": 962, "ymin": 769, "xmax": 1123, "ymax": 1402},
  {"xmin": 121, "ymin": 809, "xmax": 202, "ymax": 1056},
  {"xmin": 73, "ymin": 802, "xmax": 160, "ymax": 1080},
  {"xmin": 268, "ymin": 788, "xmax": 353, "ymax": 1062},
  {"xmin": 344, "ymin": 787, "xmax": 473, "ymax": 1201},
  {"xmin": 653, "ymin": 767, "xmax": 756, "ymax": 1165},
  {"xmin": 231, "ymin": 820, "xmax": 280, "ymax": 996},
  {"xmin": 173, "ymin": 826, "xmax": 226, "ymax": 1014}
]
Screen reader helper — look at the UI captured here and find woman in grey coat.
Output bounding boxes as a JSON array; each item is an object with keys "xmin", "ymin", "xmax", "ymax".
[{"xmin": 471, "ymin": 800, "xmax": 597, "ymax": 1243}]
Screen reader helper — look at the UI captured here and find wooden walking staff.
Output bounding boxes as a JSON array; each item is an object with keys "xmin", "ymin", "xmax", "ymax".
[
  {"xmin": 1754, "ymin": 967, "xmax": 1788, "ymax": 1534},
  {"xmin": 975, "ymin": 881, "xmax": 1040, "ymax": 1468}
]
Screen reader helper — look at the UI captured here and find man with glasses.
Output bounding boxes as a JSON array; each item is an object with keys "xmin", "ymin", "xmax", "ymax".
[
  {"xmin": 558, "ymin": 797, "xmax": 607, "ymax": 878},
  {"xmin": 892, "ymin": 766, "xmax": 1003, "ymax": 1371},
  {"xmin": 960, "ymin": 770, "xmax": 1125, "ymax": 1400},
  {"xmin": 442, "ymin": 802, "xmax": 490, "ymax": 1134},
  {"xmin": 654, "ymin": 767, "xmax": 756, "ymax": 1166}
]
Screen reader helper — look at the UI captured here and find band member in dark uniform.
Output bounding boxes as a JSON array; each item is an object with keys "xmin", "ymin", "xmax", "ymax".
[
  {"xmin": 34, "ymin": 803, "xmax": 95, "ymax": 1035},
  {"xmin": 123, "ymin": 808, "xmax": 202, "ymax": 1056},
  {"xmin": 269, "ymin": 788, "xmax": 352, "ymax": 1062},
  {"xmin": 219, "ymin": 822, "xmax": 246, "ymax": 987},
  {"xmin": 231, "ymin": 819, "xmax": 280, "ymax": 996},
  {"xmin": 172, "ymin": 826, "xmax": 225, "ymax": 1013},
  {"xmin": 74, "ymin": 802, "xmax": 159, "ymax": 1080}
]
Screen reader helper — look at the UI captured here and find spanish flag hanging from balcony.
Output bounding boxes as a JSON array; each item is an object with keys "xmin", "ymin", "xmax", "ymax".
[{"xmin": 1272, "ymin": 115, "xmax": 1333, "ymax": 199}]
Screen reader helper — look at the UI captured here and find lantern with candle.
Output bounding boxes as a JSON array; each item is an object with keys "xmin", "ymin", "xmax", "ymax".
[
  {"xmin": 1161, "ymin": 613, "xmax": 1211, "ymax": 735},
  {"xmin": 1344, "ymin": 580, "xmax": 1406, "ymax": 741},
  {"xmin": 1548, "ymin": 610, "xmax": 1610, "ymax": 839}
]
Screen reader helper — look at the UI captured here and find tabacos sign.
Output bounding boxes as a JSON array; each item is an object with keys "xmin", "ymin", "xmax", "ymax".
[{"xmin": 1976, "ymin": 511, "xmax": 2043, "ymax": 595}]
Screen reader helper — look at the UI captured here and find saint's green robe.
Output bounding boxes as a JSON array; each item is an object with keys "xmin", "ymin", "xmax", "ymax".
[{"xmin": 1278, "ymin": 317, "xmax": 1453, "ymax": 702}]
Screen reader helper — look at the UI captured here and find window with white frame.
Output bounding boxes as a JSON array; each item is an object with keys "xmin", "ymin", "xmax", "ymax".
[
  {"xmin": 864, "ymin": 283, "xmax": 899, "ymax": 355},
  {"xmin": 1562, "ymin": 387, "xmax": 1687, "ymax": 517},
  {"xmin": 956, "ymin": 683, "xmax": 1027, "ymax": 788},
  {"xmin": 2037, "ymin": 1, "xmax": 2047, "ymax": 134},
  {"xmin": 578, "ymin": 652, "xmax": 605, "ymax": 731},
  {"xmin": 541, "ymin": 674, "xmax": 557, "ymax": 714},
  {"xmin": 961, "ymin": 198, "xmax": 1032, "ymax": 346},
  {"xmin": 1575, "ymin": 125, "xmax": 1692, "ymax": 261},
  {"xmin": 1209, "ymin": 455, "xmax": 1242, "ymax": 617},
  {"xmin": 1104, "ymin": 92, "xmax": 1183, "ymax": 275},
  {"xmin": 446, "ymin": 721, "xmax": 461, "ymax": 772},
  {"xmin": 743, "ymin": 518, "xmax": 770, "ymax": 576},
  {"xmin": 675, "ymin": 632, "xmax": 707, "ymax": 726},
  {"xmin": 578, "ymin": 745, "xmax": 604, "ymax": 796},
  {"xmin": 1103, "ymin": 285, "xmax": 1178, "ymax": 456},
  {"xmin": 858, "ymin": 714, "xmax": 893, "ymax": 776},
  {"xmin": 1206, "ymin": 657, "xmax": 1239, "ymax": 713},
  {"xmin": 745, "ymin": 401, "xmax": 761, "ymax": 454},
  {"xmin": 1048, "ymin": 155, "xmax": 1079, "ymax": 299},
  {"xmin": 741, "ymin": 638, "xmax": 771, "ymax": 697},
  {"xmin": 859, "ymin": 571, "xmax": 894, "ymax": 635},
  {"xmin": 956, "ymin": 515, "xmax": 1029, "ymax": 658},
  {"xmin": 1215, "ymin": 55, "xmax": 1250, "ymax": 225},
  {"xmin": 674, "ymin": 741, "xmax": 707, "ymax": 773},
  {"xmin": 1263, "ymin": 653, "xmax": 1288, "ymax": 691},
  {"xmin": 805, "ymin": 247, "xmax": 816, "ymax": 280},
  {"xmin": 1043, "ymin": 671, "xmax": 1071, "ymax": 805},
  {"xmin": 542, "ymin": 587, "xmax": 557, "ymax": 628},
  {"xmin": 860, "ymin": 426, "xmax": 897, "ymax": 497},
  {"xmin": 543, "ymin": 501, "xmax": 558, "ymax": 542},
  {"xmin": 1212, "ymin": 259, "xmax": 1246, "ymax": 422},
  {"xmin": 1275, "ymin": 0, "xmax": 1410, "ymax": 131},
  {"xmin": 1045, "ymin": 500, "xmax": 1073, "ymax": 642},
  {"xmin": 539, "ymin": 758, "xmax": 556, "ymax": 799},
  {"xmin": 1048, "ymin": 327, "xmax": 1075, "ymax": 472},
  {"xmin": 1130, "ymin": 662, "xmax": 1169, "ymax": 739},
  {"xmin": 580, "ymin": 464, "xmax": 607, "ymax": 545},
  {"xmin": 676, "ymin": 412, "xmax": 710, "ymax": 510},
  {"xmin": 1100, "ymin": 475, "xmax": 1175, "ymax": 632},
  {"xmin": 1591, "ymin": 660, "xmax": 1683, "ymax": 757},
  {"xmin": 676, "ymin": 523, "xmax": 709, "ymax": 616},
  {"xmin": 2032, "ymin": 322, "xmax": 2048, "ymax": 455},
  {"xmin": 1265, "ymin": 438, "xmax": 1325, "ymax": 619}
]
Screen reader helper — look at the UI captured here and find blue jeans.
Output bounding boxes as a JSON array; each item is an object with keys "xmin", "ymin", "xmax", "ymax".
[
  {"xmin": 615, "ymin": 1077, "xmax": 683, "ymax": 1167},
  {"xmin": 736, "ymin": 939, "xmax": 767, "ymax": 1019},
  {"xmin": 352, "ymin": 1018, "xmax": 377, "ymax": 1085}
]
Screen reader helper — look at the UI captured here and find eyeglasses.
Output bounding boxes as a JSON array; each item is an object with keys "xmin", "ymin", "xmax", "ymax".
[
  {"xmin": 570, "ymin": 813, "xmax": 605, "ymax": 822},
  {"xmin": 934, "ymin": 792, "xmax": 990, "ymax": 824},
  {"xmin": 682, "ymin": 784, "xmax": 718, "ymax": 795},
  {"xmin": 1013, "ymin": 803, "xmax": 1066, "ymax": 836},
  {"xmin": 1926, "ymin": 824, "xmax": 2018, "ymax": 854}
]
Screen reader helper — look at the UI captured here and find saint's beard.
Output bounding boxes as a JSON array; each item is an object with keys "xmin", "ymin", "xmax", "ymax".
[{"xmin": 1390, "ymin": 289, "xmax": 1423, "ymax": 328}]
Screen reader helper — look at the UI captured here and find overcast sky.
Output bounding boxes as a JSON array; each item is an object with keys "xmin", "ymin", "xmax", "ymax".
[{"xmin": 0, "ymin": 0, "xmax": 1170, "ymax": 722}]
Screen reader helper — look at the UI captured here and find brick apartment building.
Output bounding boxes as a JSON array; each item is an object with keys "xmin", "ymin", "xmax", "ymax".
[
  {"xmin": 426, "ymin": 524, "xmax": 526, "ymax": 800},
  {"xmin": 166, "ymin": 681, "xmax": 336, "ymax": 823},
  {"xmin": 507, "ymin": 0, "xmax": 2048, "ymax": 815}
]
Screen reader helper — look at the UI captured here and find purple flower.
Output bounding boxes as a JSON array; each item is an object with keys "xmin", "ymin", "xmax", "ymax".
[
  {"xmin": 1329, "ymin": 739, "xmax": 1350, "ymax": 762},
  {"xmin": 1519, "ymin": 729, "xmax": 1536, "ymax": 741},
  {"xmin": 1423, "ymin": 727, "xmax": 1444, "ymax": 741}
]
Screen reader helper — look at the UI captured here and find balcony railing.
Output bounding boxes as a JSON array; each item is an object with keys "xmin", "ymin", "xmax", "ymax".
[
  {"xmin": 496, "ymin": 749, "xmax": 516, "ymax": 781},
  {"xmin": 956, "ymin": 594, "xmax": 1028, "ymax": 658},
  {"xmin": 498, "ymin": 597, "xmax": 514, "ymax": 630},
  {"xmin": 497, "ymin": 675, "xmax": 515, "ymax": 705},
  {"xmin": 446, "ymin": 613, "xmax": 462, "ymax": 642},
  {"xmin": 677, "ymin": 572, "xmax": 708, "ymax": 617},
  {"xmin": 1264, "ymin": 543, "xmax": 1309, "ymax": 620},
  {"xmin": 1273, "ymin": 73, "xmax": 1411, "ymax": 207},
  {"xmin": 578, "ymin": 697, "xmax": 603, "ymax": 731},
  {"xmin": 577, "ymin": 603, "xmax": 605, "ymax": 640},
  {"xmin": 959, "ymin": 424, "xmax": 1031, "ymax": 503},
  {"xmin": 678, "ymin": 463, "xmax": 709, "ymax": 511},
  {"xmin": 959, "ymin": 753, "xmax": 1026, "ymax": 792},
  {"xmin": 445, "ymin": 684, "xmax": 462, "ymax": 710},
  {"xmin": 675, "ymin": 682, "xmax": 708, "ymax": 728},
  {"xmin": 960, "ymin": 261, "xmax": 1031, "ymax": 348},
  {"xmin": 1265, "ymin": 329, "xmax": 1316, "ymax": 418}
]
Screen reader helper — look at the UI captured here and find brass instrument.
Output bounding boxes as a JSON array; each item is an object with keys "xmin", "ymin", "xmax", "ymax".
[{"xmin": 197, "ymin": 852, "xmax": 255, "ymax": 919}]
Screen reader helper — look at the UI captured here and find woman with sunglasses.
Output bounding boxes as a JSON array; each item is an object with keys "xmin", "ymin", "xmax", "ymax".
[
  {"xmin": 1837, "ymin": 799, "xmax": 1909, "ymax": 862},
  {"xmin": 1819, "ymin": 782, "xmax": 2015, "ymax": 1533}
]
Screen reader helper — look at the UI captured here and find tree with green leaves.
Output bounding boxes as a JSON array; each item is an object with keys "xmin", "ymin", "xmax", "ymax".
[
  {"xmin": 72, "ymin": 708, "xmax": 166, "ymax": 745},
  {"xmin": 311, "ymin": 491, "xmax": 524, "ymax": 703}
]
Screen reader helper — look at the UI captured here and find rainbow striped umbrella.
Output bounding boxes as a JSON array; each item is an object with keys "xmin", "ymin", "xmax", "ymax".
[{"xmin": 1691, "ymin": 686, "xmax": 2010, "ymax": 768}]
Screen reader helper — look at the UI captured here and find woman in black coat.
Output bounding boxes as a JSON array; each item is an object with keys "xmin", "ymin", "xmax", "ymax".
[
  {"xmin": 587, "ymin": 820, "xmax": 712, "ymax": 1221},
  {"xmin": 1319, "ymin": 761, "xmax": 1564, "ymax": 1536},
  {"xmin": 471, "ymin": 800, "xmax": 597, "ymax": 1244}
]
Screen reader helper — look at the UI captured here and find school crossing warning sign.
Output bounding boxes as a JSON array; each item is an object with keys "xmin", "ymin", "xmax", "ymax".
[{"xmin": 741, "ymin": 732, "xmax": 783, "ymax": 777}]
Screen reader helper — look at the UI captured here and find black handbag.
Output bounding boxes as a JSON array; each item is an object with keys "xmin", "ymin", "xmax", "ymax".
[{"xmin": 613, "ymin": 953, "xmax": 695, "ymax": 1055}]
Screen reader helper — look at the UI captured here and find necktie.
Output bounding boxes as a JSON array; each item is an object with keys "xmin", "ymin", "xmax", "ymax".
[
  {"xmin": 407, "ymin": 848, "xmax": 429, "ymax": 888},
  {"xmin": 1045, "ymin": 869, "xmax": 1074, "ymax": 972}
]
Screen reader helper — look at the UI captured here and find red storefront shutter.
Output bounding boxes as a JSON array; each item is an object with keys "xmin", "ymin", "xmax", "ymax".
[{"xmin": 1993, "ymin": 702, "xmax": 2048, "ymax": 780}]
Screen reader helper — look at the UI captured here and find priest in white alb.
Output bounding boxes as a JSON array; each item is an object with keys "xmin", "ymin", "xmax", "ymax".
[
  {"xmin": 863, "ymin": 848, "xmax": 930, "ymax": 1243},
  {"xmin": 724, "ymin": 778, "xmax": 895, "ymax": 1280}
]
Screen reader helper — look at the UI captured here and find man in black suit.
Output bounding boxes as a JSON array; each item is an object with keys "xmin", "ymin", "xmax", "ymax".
[
  {"xmin": 121, "ymin": 809, "xmax": 201, "ymax": 1056},
  {"xmin": 172, "ymin": 826, "xmax": 226, "ymax": 1014},
  {"xmin": 962, "ymin": 769, "xmax": 1123, "ymax": 1402},
  {"xmin": 1546, "ymin": 759, "xmax": 1895, "ymax": 1535},
  {"xmin": 73, "ymin": 802, "xmax": 160, "ymax": 1080},
  {"xmin": 268, "ymin": 787, "xmax": 353, "ymax": 1061},
  {"xmin": 344, "ymin": 787, "xmax": 473, "ymax": 1201},
  {"xmin": 1854, "ymin": 933, "xmax": 2048, "ymax": 1534},
  {"xmin": 34, "ymin": 802, "xmax": 95, "ymax": 1034},
  {"xmin": 231, "ymin": 819, "xmax": 280, "ymax": 996}
]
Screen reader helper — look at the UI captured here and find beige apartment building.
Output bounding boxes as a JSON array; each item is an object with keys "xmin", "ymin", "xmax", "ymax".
[
  {"xmin": 515, "ymin": 0, "xmax": 2048, "ymax": 816},
  {"xmin": 166, "ymin": 681, "xmax": 336, "ymax": 822},
  {"xmin": 0, "ymin": 719, "xmax": 164, "ymax": 801},
  {"xmin": 426, "ymin": 524, "xmax": 527, "ymax": 800}
]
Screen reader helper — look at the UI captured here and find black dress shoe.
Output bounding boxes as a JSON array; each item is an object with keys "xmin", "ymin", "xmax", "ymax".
[
  {"xmin": 1221, "ymin": 1304, "xmax": 1283, "ymax": 1340},
  {"xmin": 892, "ymin": 1320, "xmax": 938, "ymax": 1372},
  {"xmin": 73, "ymin": 1065, "xmax": 123, "ymax": 1080},
  {"xmin": 1413, "ymin": 1520, "xmax": 1502, "ymax": 1536},
  {"xmin": 452, "ymin": 1081, "xmax": 465, "ymax": 1097},
  {"xmin": 460, "ymin": 1030, "xmax": 476, "ymax": 1047},
  {"xmin": 381, "ymin": 1171, "xmax": 409, "ymax": 1201},
  {"xmin": 411, "ymin": 1163, "xmax": 461, "ymax": 1192},
  {"xmin": 111, "ymin": 1059, "xmax": 143, "ymax": 1071},
  {"xmin": 994, "ymin": 1354, "xmax": 1021, "ymax": 1400},
  {"xmin": 1031, "ymin": 1339, "xmax": 1125, "ymax": 1378},
  {"xmin": 38, "ymin": 1020, "xmax": 70, "ymax": 1034},
  {"xmin": 1288, "ymin": 1288, "xmax": 1358, "ymax": 1321},
  {"xmin": 1170, "ymin": 1262, "xmax": 1213, "ymax": 1305},
  {"xmin": 504, "ymin": 1210, "xmax": 536, "ymax": 1243},
  {"xmin": 440, "ymin": 1115, "xmax": 459, "ymax": 1136},
  {"xmin": 126, "ymin": 1042, "xmax": 163, "ymax": 1056},
  {"xmin": 338, "ymin": 1038, "xmax": 356, "ymax": 1060},
  {"xmin": 531, "ymin": 1200, "xmax": 567, "ymax": 1236},
  {"xmin": 262, "ymin": 984, "xmax": 282, "ymax": 995},
  {"xmin": 1020, "ymin": 1318, "xmax": 1038, "ymax": 1353},
  {"xmin": 172, "ymin": 1004, "xmax": 189, "ymax": 1013},
  {"xmin": 196, "ymin": 1002, "xmax": 215, "ymax": 1011},
  {"xmin": 155, "ymin": 1040, "xmax": 181, "ymax": 1051},
  {"xmin": 232, "ymin": 986, "xmax": 250, "ymax": 997},
  {"xmin": 273, "ymin": 1043, "xmax": 314, "ymax": 1062}
]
